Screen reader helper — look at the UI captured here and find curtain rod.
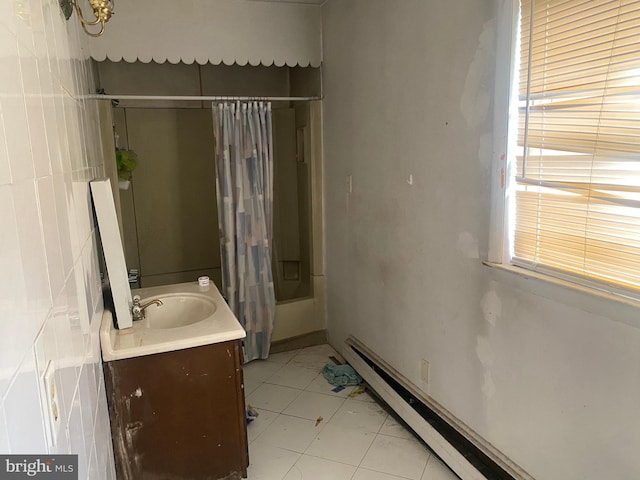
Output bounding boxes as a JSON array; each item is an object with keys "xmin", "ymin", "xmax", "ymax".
[{"xmin": 88, "ymin": 94, "xmax": 322, "ymax": 102}]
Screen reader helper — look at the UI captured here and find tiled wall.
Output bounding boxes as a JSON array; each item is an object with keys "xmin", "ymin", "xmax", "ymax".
[{"xmin": 0, "ymin": 1, "xmax": 116, "ymax": 478}]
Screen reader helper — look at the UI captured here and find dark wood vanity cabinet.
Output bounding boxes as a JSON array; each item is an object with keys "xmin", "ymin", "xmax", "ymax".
[{"xmin": 104, "ymin": 340, "xmax": 249, "ymax": 480}]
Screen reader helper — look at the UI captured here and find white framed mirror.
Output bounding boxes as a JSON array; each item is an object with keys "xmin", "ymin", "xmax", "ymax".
[{"xmin": 91, "ymin": 178, "xmax": 133, "ymax": 329}]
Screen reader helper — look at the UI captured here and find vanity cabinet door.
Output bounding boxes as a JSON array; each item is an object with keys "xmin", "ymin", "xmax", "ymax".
[{"xmin": 104, "ymin": 340, "xmax": 248, "ymax": 480}]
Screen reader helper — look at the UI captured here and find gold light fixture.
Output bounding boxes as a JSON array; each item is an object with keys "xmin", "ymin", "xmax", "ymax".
[{"xmin": 59, "ymin": 0, "xmax": 114, "ymax": 37}]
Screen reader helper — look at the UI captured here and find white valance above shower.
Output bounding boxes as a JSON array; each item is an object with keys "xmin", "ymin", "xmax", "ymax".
[{"xmin": 86, "ymin": 0, "xmax": 322, "ymax": 67}]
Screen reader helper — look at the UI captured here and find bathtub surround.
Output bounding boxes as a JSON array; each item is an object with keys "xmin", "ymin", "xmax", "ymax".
[
  {"xmin": 0, "ymin": 1, "xmax": 115, "ymax": 478},
  {"xmin": 322, "ymin": 1, "xmax": 640, "ymax": 479},
  {"xmin": 100, "ymin": 60, "xmax": 326, "ymax": 342}
]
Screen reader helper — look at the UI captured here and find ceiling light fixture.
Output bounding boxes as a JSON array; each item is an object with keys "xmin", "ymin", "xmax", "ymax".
[{"xmin": 59, "ymin": 0, "xmax": 114, "ymax": 37}]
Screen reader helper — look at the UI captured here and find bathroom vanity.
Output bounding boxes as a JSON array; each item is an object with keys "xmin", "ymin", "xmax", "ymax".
[
  {"xmin": 100, "ymin": 282, "xmax": 248, "ymax": 480},
  {"xmin": 92, "ymin": 180, "xmax": 248, "ymax": 478},
  {"xmin": 104, "ymin": 339, "xmax": 248, "ymax": 480}
]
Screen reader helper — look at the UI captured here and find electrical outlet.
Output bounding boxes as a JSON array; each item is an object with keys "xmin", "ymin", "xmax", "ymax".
[
  {"xmin": 42, "ymin": 361, "xmax": 60, "ymax": 447},
  {"xmin": 421, "ymin": 359, "xmax": 430, "ymax": 384}
]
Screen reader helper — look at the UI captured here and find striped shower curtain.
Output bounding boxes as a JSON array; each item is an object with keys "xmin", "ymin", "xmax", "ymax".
[{"xmin": 212, "ymin": 102, "xmax": 276, "ymax": 362}]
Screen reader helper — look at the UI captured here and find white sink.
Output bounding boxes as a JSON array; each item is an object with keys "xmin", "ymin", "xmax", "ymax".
[
  {"xmin": 140, "ymin": 293, "xmax": 217, "ymax": 329},
  {"xmin": 100, "ymin": 281, "xmax": 245, "ymax": 361}
]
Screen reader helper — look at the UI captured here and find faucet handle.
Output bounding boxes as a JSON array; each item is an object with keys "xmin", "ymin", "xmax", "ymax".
[{"xmin": 132, "ymin": 294, "xmax": 141, "ymax": 305}]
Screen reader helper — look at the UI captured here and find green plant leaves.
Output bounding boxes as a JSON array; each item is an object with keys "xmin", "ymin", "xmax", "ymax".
[{"xmin": 116, "ymin": 149, "xmax": 138, "ymax": 180}]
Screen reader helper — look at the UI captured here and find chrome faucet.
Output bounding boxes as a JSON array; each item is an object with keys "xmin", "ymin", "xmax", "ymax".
[{"xmin": 132, "ymin": 295, "xmax": 163, "ymax": 321}]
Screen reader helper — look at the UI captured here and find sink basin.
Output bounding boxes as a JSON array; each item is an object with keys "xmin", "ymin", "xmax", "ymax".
[
  {"xmin": 100, "ymin": 281, "xmax": 245, "ymax": 361},
  {"xmin": 141, "ymin": 293, "xmax": 217, "ymax": 329}
]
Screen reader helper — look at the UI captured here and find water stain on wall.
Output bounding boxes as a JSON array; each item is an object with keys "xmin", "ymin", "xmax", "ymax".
[
  {"xmin": 460, "ymin": 18, "xmax": 496, "ymax": 129},
  {"xmin": 457, "ymin": 231, "xmax": 480, "ymax": 259},
  {"xmin": 481, "ymin": 286, "xmax": 502, "ymax": 327},
  {"xmin": 477, "ymin": 285, "xmax": 501, "ymax": 399}
]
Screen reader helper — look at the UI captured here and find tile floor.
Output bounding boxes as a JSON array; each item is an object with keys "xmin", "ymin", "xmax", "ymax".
[{"xmin": 243, "ymin": 344, "xmax": 460, "ymax": 480}]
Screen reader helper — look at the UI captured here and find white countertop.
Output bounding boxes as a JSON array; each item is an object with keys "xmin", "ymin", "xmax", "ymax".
[{"xmin": 100, "ymin": 281, "xmax": 246, "ymax": 362}]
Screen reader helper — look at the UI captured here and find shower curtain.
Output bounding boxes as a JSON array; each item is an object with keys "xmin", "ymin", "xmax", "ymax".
[{"xmin": 212, "ymin": 102, "xmax": 276, "ymax": 362}]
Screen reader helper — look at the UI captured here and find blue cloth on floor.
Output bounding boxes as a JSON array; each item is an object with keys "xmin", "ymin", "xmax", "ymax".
[{"xmin": 322, "ymin": 363, "xmax": 362, "ymax": 386}]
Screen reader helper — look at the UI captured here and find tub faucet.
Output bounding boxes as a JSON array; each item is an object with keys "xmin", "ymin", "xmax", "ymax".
[{"xmin": 132, "ymin": 295, "xmax": 163, "ymax": 321}]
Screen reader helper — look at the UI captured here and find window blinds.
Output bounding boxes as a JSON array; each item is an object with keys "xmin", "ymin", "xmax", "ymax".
[{"xmin": 514, "ymin": 0, "xmax": 640, "ymax": 294}]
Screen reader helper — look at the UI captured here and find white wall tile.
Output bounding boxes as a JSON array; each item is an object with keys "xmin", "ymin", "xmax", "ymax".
[
  {"xmin": 77, "ymin": 365, "xmax": 96, "ymax": 459},
  {"xmin": 72, "ymin": 177, "xmax": 92, "ymax": 252},
  {"xmin": 13, "ymin": 179, "xmax": 52, "ymax": 325},
  {"xmin": 53, "ymin": 92, "xmax": 72, "ymax": 173},
  {"xmin": 0, "ymin": 3, "xmax": 16, "ymax": 35},
  {"xmin": 106, "ymin": 459, "xmax": 116, "ymax": 480},
  {"xmin": 0, "ymin": 406, "xmax": 10, "ymax": 453},
  {"xmin": 0, "ymin": 26, "xmax": 35, "ymax": 182},
  {"xmin": 62, "ymin": 173, "xmax": 83, "ymax": 259},
  {"xmin": 87, "ymin": 443, "xmax": 98, "ymax": 480},
  {"xmin": 93, "ymin": 388, "xmax": 113, "ymax": 479},
  {"xmin": 53, "ymin": 23, "xmax": 73, "ymax": 94},
  {"xmin": 3, "ymin": 351, "xmax": 48, "ymax": 454},
  {"xmin": 67, "ymin": 385, "xmax": 87, "ymax": 479},
  {"xmin": 18, "ymin": 38, "xmax": 51, "ymax": 178},
  {"xmin": 29, "ymin": 0, "xmax": 49, "ymax": 61},
  {"xmin": 72, "ymin": 254, "xmax": 92, "ymax": 337},
  {"xmin": 52, "ymin": 290, "xmax": 77, "ymax": 429},
  {"xmin": 11, "ymin": 0, "xmax": 36, "ymax": 58},
  {"xmin": 66, "ymin": 100, "xmax": 84, "ymax": 171},
  {"xmin": 52, "ymin": 173, "xmax": 74, "ymax": 277},
  {"xmin": 76, "ymin": 103, "xmax": 89, "ymax": 163},
  {"xmin": 0, "ymin": 103, "xmax": 10, "ymax": 185},
  {"xmin": 0, "ymin": 186, "xmax": 28, "ymax": 398},
  {"xmin": 41, "ymin": 3, "xmax": 61, "ymax": 82},
  {"xmin": 37, "ymin": 176, "xmax": 66, "ymax": 300},
  {"xmin": 33, "ymin": 311, "xmax": 57, "ymax": 384},
  {"xmin": 63, "ymin": 268, "xmax": 86, "ymax": 371},
  {"xmin": 38, "ymin": 58, "xmax": 63, "ymax": 175},
  {"xmin": 1, "ymin": 0, "xmax": 113, "ymax": 473}
]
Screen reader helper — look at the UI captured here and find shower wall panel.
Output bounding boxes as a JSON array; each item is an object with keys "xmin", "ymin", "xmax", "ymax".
[{"xmin": 123, "ymin": 108, "xmax": 221, "ymax": 287}]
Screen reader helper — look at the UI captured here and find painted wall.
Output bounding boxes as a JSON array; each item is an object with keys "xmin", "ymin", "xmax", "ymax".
[
  {"xmin": 0, "ymin": 2, "xmax": 115, "ymax": 479},
  {"xmin": 321, "ymin": 1, "xmax": 640, "ymax": 479}
]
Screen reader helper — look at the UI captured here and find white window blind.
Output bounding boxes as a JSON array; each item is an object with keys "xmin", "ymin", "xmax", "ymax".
[{"xmin": 512, "ymin": 0, "xmax": 640, "ymax": 295}]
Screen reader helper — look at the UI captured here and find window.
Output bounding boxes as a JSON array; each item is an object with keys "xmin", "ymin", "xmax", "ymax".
[{"xmin": 503, "ymin": 0, "xmax": 640, "ymax": 298}]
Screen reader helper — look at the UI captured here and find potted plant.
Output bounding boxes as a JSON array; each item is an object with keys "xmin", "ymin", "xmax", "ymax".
[{"xmin": 116, "ymin": 149, "xmax": 138, "ymax": 190}]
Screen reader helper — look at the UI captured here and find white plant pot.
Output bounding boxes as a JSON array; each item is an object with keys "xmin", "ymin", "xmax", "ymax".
[{"xmin": 118, "ymin": 180, "xmax": 130, "ymax": 190}]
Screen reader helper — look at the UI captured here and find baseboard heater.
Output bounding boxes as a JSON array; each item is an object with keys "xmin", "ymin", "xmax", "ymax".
[{"xmin": 343, "ymin": 336, "xmax": 535, "ymax": 480}]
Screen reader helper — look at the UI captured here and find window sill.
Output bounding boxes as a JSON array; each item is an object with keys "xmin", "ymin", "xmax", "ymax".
[{"xmin": 482, "ymin": 261, "xmax": 640, "ymax": 313}]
